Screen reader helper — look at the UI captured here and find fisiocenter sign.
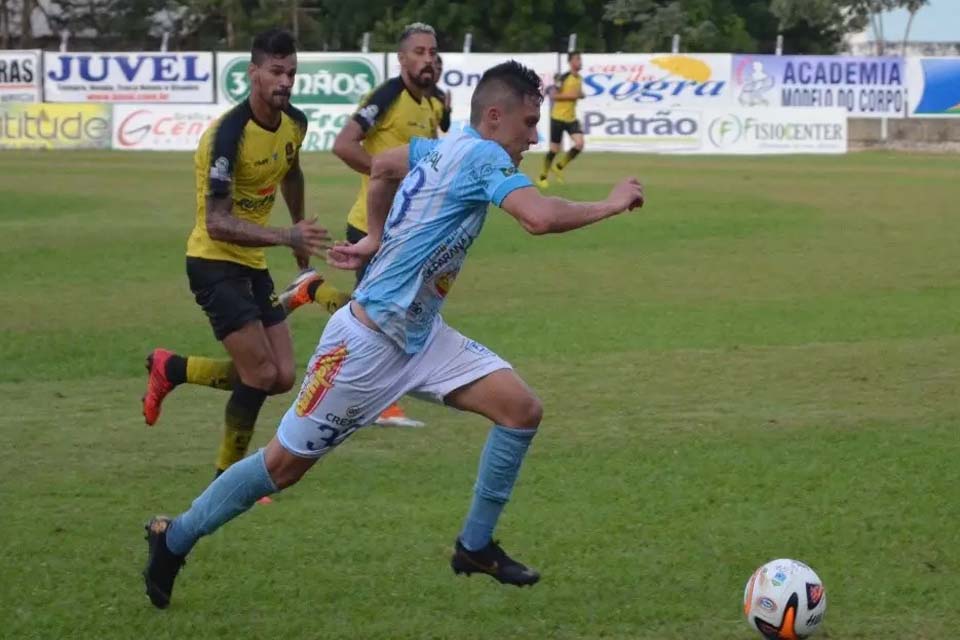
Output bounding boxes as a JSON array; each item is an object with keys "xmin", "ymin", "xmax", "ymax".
[
  {"xmin": 216, "ymin": 53, "xmax": 383, "ymax": 105},
  {"xmin": 704, "ymin": 108, "xmax": 847, "ymax": 154}
]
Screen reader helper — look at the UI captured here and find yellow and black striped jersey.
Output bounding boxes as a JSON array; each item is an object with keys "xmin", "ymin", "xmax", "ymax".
[
  {"xmin": 187, "ymin": 100, "xmax": 307, "ymax": 269},
  {"xmin": 346, "ymin": 76, "xmax": 436, "ymax": 233},
  {"xmin": 550, "ymin": 72, "xmax": 582, "ymax": 123}
]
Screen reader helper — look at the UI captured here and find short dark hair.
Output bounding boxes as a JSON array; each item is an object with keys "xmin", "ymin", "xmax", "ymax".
[
  {"xmin": 568, "ymin": 50, "xmax": 581, "ymax": 61},
  {"xmin": 470, "ymin": 60, "xmax": 543, "ymax": 126},
  {"xmin": 251, "ymin": 28, "xmax": 297, "ymax": 65}
]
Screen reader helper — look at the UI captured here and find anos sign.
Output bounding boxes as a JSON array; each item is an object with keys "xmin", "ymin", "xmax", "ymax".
[{"xmin": 217, "ymin": 53, "xmax": 383, "ymax": 105}]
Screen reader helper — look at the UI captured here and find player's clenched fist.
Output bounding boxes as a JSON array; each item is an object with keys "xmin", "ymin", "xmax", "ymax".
[{"xmin": 607, "ymin": 177, "xmax": 645, "ymax": 213}]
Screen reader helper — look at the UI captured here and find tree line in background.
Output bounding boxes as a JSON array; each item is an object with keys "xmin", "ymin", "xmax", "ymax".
[{"xmin": 0, "ymin": 0, "xmax": 930, "ymax": 54}]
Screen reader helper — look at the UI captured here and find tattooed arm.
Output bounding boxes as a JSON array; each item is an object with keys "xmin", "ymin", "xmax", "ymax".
[
  {"xmin": 206, "ymin": 195, "xmax": 293, "ymax": 247},
  {"xmin": 205, "ymin": 195, "xmax": 329, "ymax": 255}
]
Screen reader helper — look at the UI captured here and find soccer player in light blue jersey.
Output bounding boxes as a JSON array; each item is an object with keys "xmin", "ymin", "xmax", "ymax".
[{"xmin": 142, "ymin": 60, "xmax": 645, "ymax": 608}]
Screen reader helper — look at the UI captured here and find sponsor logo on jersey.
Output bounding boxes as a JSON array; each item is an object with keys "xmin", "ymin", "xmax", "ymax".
[
  {"xmin": 235, "ymin": 192, "xmax": 275, "ymax": 211},
  {"xmin": 435, "ymin": 272, "xmax": 456, "ymax": 298},
  {"xmin": 295, "ymin": 344, "xmax": 347, "ymax": 417}
]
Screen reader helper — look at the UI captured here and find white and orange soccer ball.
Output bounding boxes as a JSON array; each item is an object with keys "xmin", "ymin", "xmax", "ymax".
[{"xmin": 743, "ymin": 559, "xmax": 827, "ymax": 639}]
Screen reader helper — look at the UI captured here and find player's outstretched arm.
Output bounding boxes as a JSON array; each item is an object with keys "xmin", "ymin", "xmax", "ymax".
[
  {"xmin": 326, "ymin": 145, "xmax": 410, "ymax": 271},
  {"xmin": 366, "ymin": 144, "xmax": 411, "ymax": 242},
  {"xmin": 205, "ymin": 195, "xmax": 331, "ymax": 255},
  {"xmin": 332, "ymin": 119, "xmax": 372, "ymax": 175},
  {"xmin": 280, "ymin": 151, "xmax": 310, "ymax": 268},
  {"xmin": 500, "ymin": 177, "xmax": 644, "ymax": 235},
  {"xmin": 281, "ymin": 151, "xmax": 305, "ymax": 224}
]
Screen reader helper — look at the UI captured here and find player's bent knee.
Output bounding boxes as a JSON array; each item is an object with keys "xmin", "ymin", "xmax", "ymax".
[
  {"xmin": 271, "ymin": 467, "xmax": 306, "ymax": 490},
  {"xmin": 242, "ymin": 360, "xmax": 278, "ymax": 392},
  {"xmin": 264, "ymin": 440, "xmax": 315, "ymax": 489},
  {"xmin": 271, "ymin": 365, "xmax": 296, "ymax": 395},
  {"xmin": 504, "ymin": 395, "xmax": 543, "ymax": 429}
]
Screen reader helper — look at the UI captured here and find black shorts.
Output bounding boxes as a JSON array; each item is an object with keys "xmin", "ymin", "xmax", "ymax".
[
  {"xmin": 186, "ymin": 257, "xmax": 286, "ymax": 341},
  {"xmin": 550, "ymin": 118, "xmax": 583, "ymax": 144},
  {"xmin": 346, "ymin": 223, "xmax": 369, "ymax": 286}
]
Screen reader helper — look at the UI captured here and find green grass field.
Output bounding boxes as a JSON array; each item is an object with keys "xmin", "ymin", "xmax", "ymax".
[{"xmin": 1, "ymin": 149, "xmax": 958, "ymax": 639}]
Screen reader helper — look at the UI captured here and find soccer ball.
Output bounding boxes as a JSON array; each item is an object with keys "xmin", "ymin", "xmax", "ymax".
[{"xmin": 743, "ymin": 559, "xmax": 827, "ymax": 639}]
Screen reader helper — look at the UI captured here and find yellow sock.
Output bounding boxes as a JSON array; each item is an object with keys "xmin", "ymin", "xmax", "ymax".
[
  {"xmin": 557, "ymin": 148, "xmax": 580, "ymax": 170},
  {"xmin": 312, "ymin": 282, "xmax": 351, "ymax": 315},
  {"xmin": 215, "ymin": 425, "xmax": 254, "ymax": 472},
  {"xmin": 541, "ymin": 152, "xmax": 556, "ymax": 179},
  {"xmin": 215, "ymin": 383, "xmax": 267, "ymax": 473},
  {"xmin": 186, "ymin": 356, "xmax": 235, "ymax": 390}
]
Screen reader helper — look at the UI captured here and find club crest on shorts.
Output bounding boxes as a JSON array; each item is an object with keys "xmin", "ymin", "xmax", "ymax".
[
  {"xmin": 435, "ymin": 272, "xmax": 456, "ymax": 298},
  {"xmin": 295, "ymin": 344, "xmax": 348, "ymax": 417}
]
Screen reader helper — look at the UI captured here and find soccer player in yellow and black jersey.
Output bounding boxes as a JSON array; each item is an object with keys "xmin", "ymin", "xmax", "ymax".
[
  {"xmin": 537, "ymin": 51, "xmax": 585, "ymax": 188},
  {"xmin": 140, "ymin": 29, "xmax": 345, "ymax": 480},
  {"xmin": 279, "ymin": 22, "xmax": 440, "ymax": 427}
]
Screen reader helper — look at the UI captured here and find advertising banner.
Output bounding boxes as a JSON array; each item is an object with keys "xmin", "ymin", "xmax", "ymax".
[
  {"xmin": 388, "ymin": 52, "xmax": 558, "ymax": 149},
  {"xmin": 580, "ymin": 108, "xmax": 702, "ymax": 153},
  {"xmin": 0, "ymin": 50, "xmax": 41, "ymax": 103},
  {"xmin": 0, "ymin": 103, "xmax": 112, "ymax": 149},
  {"xmin": 906, "ymin": 57, "xmax": 960, "ymax": 117},
  {"xmin": 43, "ymin": 52, "xmax": 214, "ymax": 103},
  {"xmin": 113, "ymin": 103, "xmax": 356, "ymax": 152},
  {"xmin": 113, "ymin": 104, "xmax": 228, "ymax": 150},
  {"xmin": 700, "ymin": 108, "xmax": 847, "ymax": 154},
  {"xmin": 731, "ymin": 55, "xmax": 905, "ymax": 117},
  {"xmin": 580, "ymin": 107, "xmax": 846, "ymax": 155},
  {"xmin": 576, "ymin": 54, "xmax": 733, "ymax": 109},
  {"xmin": 217, "ymin": 52, "xmax": 384, "ymax": 106},
  {"xmin": 387, "ymin": 52, "xmax": 557, "ymax": 110},
  {"xmin": 296, "ymin": 105, "xmax": 355, "ymax": 151}
]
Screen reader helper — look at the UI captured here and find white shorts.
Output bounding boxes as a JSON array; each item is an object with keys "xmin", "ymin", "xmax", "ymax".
[{"xmin": 277, "ymin": 305, "xmax": 511, "ymax": 458}]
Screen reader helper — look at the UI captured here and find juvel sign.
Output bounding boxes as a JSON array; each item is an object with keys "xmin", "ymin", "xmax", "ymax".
[{"xmin": 43, "ymin": 52, "xmax": 214, "ymax": 103}]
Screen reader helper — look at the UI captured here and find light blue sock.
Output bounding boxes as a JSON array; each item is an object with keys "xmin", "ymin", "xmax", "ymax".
[
  {"xmin": 165, "ymin": 448, "xmax": 277, "ymax": 556},
  {"xmin": 460, "ymin": 424, "xmax": 537, "ymax": 551}
]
